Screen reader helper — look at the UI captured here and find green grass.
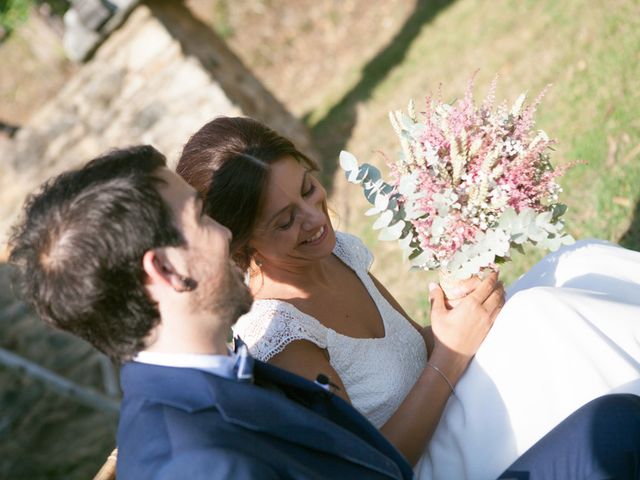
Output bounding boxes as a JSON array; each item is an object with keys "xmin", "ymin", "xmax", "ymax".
[
  {"xmin": 0, "ymin": 0, "xmax": 69, "ymax": 40},
  {"xmin": 0, "ymin": 0, "xmax": 31, "ymax": 38},
  {"xmin": 210, "ymin": 0, "xmax": 235, "ymax": 39},
  {"xmin": 309, "ymin": 0, "xmax": 640, "ymax": 323}
]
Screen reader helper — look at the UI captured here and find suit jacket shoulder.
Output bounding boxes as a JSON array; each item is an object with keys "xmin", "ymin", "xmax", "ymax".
[{"xmin": 116, "ymin": 361, "xmax": 413, "ymax": 480}]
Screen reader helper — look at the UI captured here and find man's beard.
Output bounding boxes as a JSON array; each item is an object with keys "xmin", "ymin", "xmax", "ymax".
[{"xmin": 191, "ymin": 258, "xmax": 253, "ymax": 327}]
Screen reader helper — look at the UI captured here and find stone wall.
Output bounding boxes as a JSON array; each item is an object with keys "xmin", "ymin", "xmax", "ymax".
[{"xmin": 0, "ymin": 0, "xmax": 316, "ymax": 246}]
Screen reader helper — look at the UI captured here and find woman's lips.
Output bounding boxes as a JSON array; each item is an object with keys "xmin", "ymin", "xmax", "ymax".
[{"xmin": 302, "ymin": 225, "xmax": 327, "ymax": 245}]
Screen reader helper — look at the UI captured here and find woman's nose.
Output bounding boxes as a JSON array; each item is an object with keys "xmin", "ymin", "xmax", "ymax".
[{"xmin": 300, "ymin": 203, "xmax": 325, "ymax": 231}]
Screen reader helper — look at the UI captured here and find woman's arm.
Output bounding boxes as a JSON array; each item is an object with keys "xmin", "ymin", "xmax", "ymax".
[
  {"xmin": 268, "ymin": 340, "xmax": 352, "ymax": 404},
  {"xmin": 270, "ymin": 274, "xmax": 504, "ymax": 465},
  {"xmin": 371, "ymin": 274, "xmax": 485, "ymax": 356},
  {"xmin": 373, "ymin": 273, "xmax": 505, "ymax": 465}
]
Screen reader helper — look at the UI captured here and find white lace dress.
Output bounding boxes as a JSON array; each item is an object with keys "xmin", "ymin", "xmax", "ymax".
[
  {"xmin": 233, "ymin": 231, "xmax": 427, "ymax": 428},
  {"xmin": 234, "ymin": 234, "xmax": 640, "ymax": 480}
]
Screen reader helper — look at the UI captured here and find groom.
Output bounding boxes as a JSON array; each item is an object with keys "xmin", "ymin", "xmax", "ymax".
[
  {"xmin": 8, "ymin": 145, "xmax": 640, "ymax": 479},
  {"xmin": 8, "ymin": 145, "xmax": 413, "ymax": 479}
]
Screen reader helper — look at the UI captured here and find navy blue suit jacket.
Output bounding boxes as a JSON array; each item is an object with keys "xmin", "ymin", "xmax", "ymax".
[{"xmin": 116, "ymin": 360, "xmax": 414, "ymax": 479}]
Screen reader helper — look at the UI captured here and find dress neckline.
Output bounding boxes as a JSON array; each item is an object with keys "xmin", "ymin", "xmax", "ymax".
[{"xmin": 252, "ymin": 232, "xmax": 388, "ymax": 341}]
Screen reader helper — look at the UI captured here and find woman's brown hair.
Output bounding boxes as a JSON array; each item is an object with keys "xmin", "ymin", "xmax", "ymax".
[{"xmin": 176, "ymin": 116, "xmax": 318, "ymax": 270}]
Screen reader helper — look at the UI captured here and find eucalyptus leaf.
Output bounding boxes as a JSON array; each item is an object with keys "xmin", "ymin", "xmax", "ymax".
[
  {"xmin": 512, "ymin": 243, "xmax": 525, "ymax": 255},
  {"xmin": 364, "ymin": 187, "xmax": 378, "ymax": 205},
  {"xmin": 379, "ymin": 220, "xmax": 405, "ymax": 241},
  {"xmin": 498, "ymin": 207, "xmax": 518, "ymax": 229},
  {"xmin": 398, "ymin": 233, "xmax": 413, "ymax": 250},
  {"xmin": 512, "ymin": 232, "xmax": 527, "ymax": 244},
  {"xmin": 535, "ymin": 211, "xmax": 552, "ymax": 227},
  {"xmin": 398, "ymin": 173, "xmax": 417, "ymax": 196},
  {"xmin": 374, "ymin": 192, "xmax": 390, "ymax": 211},
  {"xmin": 360, "ymin": 164, "xmax": 381, "ymax": 183},
  {"xmin": 409, "ymin": 250, "xmax": 434, "ymax": 268},
  {"xmin": 552, "ymin": 203, "xmax": 567, "ymax": 221},
  {"xmin": 404, "ymin": 203, "xmax": 426, "ymax": 220},
  {"xmin": 372, "ymin": 210, "xmax": 394, "ymax": 230},
  {"xmin": 347, "ymin": 168, "xmax": 361, "ymax": 183},
  {"xmin": 339, "ymin": 150, "xmax": 358, "ymax": 172},
  {"xmin": 365, "ymin": 207, "xmax": 382, "ymax": 216}
]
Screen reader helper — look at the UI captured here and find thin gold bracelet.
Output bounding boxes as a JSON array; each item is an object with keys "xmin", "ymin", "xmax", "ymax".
[{"xmin": 426, "ymin": 362, "xmax": 456, "ymax": 397}]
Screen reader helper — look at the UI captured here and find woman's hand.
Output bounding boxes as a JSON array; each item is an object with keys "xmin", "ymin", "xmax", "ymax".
[
  {"xmin": 428, "ymin": 272, "xmax": 505, "ymax": 378},
  {"xmin": 380, "ymin": 272, "xmax": 504, "ymax": 464},
  {"xmin": 442, "ymin": 274, "xmax": 487, "ymax": 307}
]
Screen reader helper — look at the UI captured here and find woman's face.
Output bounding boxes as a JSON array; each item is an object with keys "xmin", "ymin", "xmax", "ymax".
[{"xmin": 249, "ymin": 156, "xmax": 336, "ymax": 269}]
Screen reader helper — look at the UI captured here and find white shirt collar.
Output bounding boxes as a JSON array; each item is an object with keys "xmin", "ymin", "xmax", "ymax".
[
  {"xmin": 133, "ymin": 344, "xmax": 254, "ymax": 382},
  {"xmin": 134, "ymin": 350, "xmax": 237, "ymax": 379}
]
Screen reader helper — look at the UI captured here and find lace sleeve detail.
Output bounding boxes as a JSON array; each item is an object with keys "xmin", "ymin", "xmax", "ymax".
[
  {"xmin": 232, "ymin": 300, "xmax": 328, "ymax": 362},
  {"xmin": 334, "ymin": 231, "xmax": 374, "ymax": 272}
]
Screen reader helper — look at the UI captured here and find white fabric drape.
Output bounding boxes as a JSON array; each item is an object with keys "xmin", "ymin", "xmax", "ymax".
[{"xmin": 416, "ymin": 239, "xmax": 640, "ymax": 479}]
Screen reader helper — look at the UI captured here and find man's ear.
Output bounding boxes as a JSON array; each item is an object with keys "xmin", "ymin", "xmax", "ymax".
[{"xmin": 142, "ymin": 248, "xmax": 190, "ymax": 293}]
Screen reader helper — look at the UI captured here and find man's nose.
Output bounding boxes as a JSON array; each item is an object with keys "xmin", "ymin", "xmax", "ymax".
[
  {"xmin": 209, "ymin": 216, "xmax": 232, "ymax": 242},
  {"xmin": 221, "ymin": 224, "xmax": 232, "ymax": 242}
]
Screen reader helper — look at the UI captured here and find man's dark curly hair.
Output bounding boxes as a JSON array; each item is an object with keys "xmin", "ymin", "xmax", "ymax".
[{"xmin": 8, "ymin": 145, "xmax": 183, "ymax": 362}]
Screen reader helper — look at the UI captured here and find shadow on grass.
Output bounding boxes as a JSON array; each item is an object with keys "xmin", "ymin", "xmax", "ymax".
[
  {"xmin": 310, "ymin": 0, "xmax": 455, "ymax": 191},
  {"xmin": 147, "ymin": 0, "xmax": 317, "ymax": 160},
  {"xmin": 619, "ymin": 199, "xmax": 640, "ymax": 252}
]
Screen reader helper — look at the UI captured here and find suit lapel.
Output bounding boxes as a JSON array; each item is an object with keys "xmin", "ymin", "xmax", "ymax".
[
  {"xmin": 216, "ymin": 363, "xmax": 405, "ymax": 478},
  {"xmin": 121, "ymin": 361, "xmax": 409, "ymax": 479}
]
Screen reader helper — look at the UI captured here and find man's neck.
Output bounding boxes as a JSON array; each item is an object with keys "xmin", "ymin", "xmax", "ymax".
[{"xmin": 145, "ymin": 313, "xmax": 230, "ymax": 356}]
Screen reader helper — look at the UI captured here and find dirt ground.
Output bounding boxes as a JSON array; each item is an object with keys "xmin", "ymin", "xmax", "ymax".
[
  {"xmin": 0, "ymin": 7, "xmax": 74, "ymax": 126},
  {"xmin": 186, "ymin": 0, "xmax": 415, "ymax": 119}
]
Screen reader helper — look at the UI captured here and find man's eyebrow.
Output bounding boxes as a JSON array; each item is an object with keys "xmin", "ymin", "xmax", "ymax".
[{"xmin": 266, "ymin": 170, "xmax": 308, "ymax": 226}]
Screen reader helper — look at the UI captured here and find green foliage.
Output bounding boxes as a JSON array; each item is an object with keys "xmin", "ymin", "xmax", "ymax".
[
  {"xmin": 0, "ymin": 0, "xmax": 69, "ymax": 40},
  {"xmin": 211, "ymin": 0, "xmax": 235, "ymax": 39},
  {"xmin": 0, "ymin": 0, "xmax": 32, "ymax": 38}
]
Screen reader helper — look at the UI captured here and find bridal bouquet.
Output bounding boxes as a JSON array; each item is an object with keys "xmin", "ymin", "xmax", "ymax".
[{"xmin": 340, "ymin": 78, "xmax": 574, "ymax": 296}]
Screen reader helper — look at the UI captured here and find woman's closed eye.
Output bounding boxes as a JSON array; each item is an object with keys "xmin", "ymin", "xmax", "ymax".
[
  {"xmin": 302, "ymin": 183, "xmax": 315, "ymax": 197},
  {"xmin": 275, "ymin": 173, "xmax": 317, "ymax": 230},
  {"xmin": 278, "ymin": 214, "xmax": 295, "ymax": 230}
]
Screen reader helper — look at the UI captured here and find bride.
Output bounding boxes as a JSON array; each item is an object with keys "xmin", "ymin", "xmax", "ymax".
[{"xmin": 177, "ymin": 116, "xmax": 640, "ymax": 479}]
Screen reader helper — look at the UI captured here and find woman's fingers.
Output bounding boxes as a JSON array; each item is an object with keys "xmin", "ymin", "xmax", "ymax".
[
  {"xmin": 468, "ymin": 271, "xmax": 500, "ymax": 303},
  {"xmin": 482, "ymin": 281, "xmax": 505, "ymax": 310},
  {"xmin": 485, "ymin": 287, "xmax": 505, "ymax": 320},
  {"xmin": 429, "ymin": 282, "xmax": 447, "ymax": 316},
  {"xmin": 429, "ymin": 271, "xmax": 505, "ymax": 359},
  {"xmin": 448, "ymin": 276, "xmax": 483, "ymax": 299}
]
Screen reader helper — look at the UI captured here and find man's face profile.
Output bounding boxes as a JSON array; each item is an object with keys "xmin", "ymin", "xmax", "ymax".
[{"xmin": 155, "ymin": 168, "xmax": 252, "ymax": 326}]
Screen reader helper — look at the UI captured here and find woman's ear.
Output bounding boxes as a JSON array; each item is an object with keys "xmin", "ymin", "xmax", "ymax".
[{"xmin": 142, "ymin": 248, "xmax": 194, "ymax": 293}]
